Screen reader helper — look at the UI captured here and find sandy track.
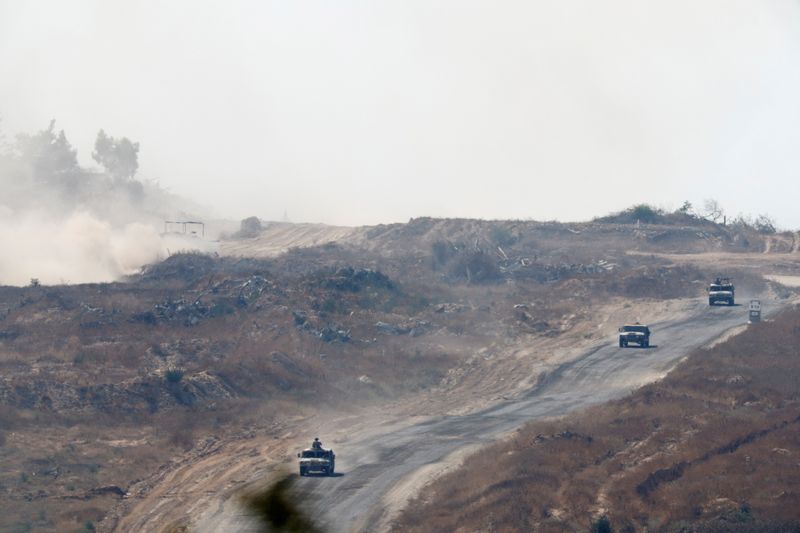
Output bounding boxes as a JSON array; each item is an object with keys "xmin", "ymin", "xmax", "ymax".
[
  {"xmin": 102, "ymin": 297, "xmax": 691, "ymax": 532},
  {"xmin": 192, "ymin": 298, "xmax": 775, "ymax": 533},
  {"xmin": 220, "ymin": 223, "xmax": 361, "ymax": 258}
]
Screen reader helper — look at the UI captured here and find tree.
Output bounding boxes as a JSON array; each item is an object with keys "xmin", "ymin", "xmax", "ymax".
[
  {"xmin": 92, "ymin": 129, "xmax": 140, "ymax": 180},
  {"xmin": 629, "ymin": 204, "xmax": 661, "ymax": 224},
  {"xmin": 15, "ymin": 120, "xmax": 79, "ymax": 181},
  {"xmin": 753, "ymin": 214, "xmax": 776, "ymax": 234},
  {"xmin": 703, "ymin": 198, "xmax": 725, "ymax": 224},
  {"xmin": 676, "ymin": 200, "xmax": 693, "ymax": 215}
]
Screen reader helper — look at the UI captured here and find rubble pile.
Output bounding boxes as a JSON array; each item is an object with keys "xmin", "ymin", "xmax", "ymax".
[
  {"xmin": 292, "ymin": 309, "xmax": 350, "ymax": 342},
  {"xmin": 375, "ymin": 319, "xmax": 430, "ymax": 337},
  {"xmin": 0, "ymin": 371, "xmax": 235, "ymax": 412},
  {"xmin": 503, "ymin": 258, "xmax": 617, "ymax": 282},
  {"xmin": 316, "ymin": 267, "xmax": 394, "ymax": 292},
  {"xmin": 132, "ymin": 298, "xmax": 213, "ymax": 327},
  {"xmin": 132, "ymin": 275, "xmax": 274, "ymax": 326}
]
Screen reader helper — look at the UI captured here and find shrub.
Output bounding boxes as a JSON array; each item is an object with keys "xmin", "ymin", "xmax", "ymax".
[
  {"xmin": 132, "ymin": 310, "xmax": 157, "ymax": 325},
  {"xmin": 165, "ymin": 368, "xmax": 184, "ymax": 383},
  {"xmin": 594, "ymin": 203, "xmax": 711, "ymax": 226},
  {"xmin": 320, "ymin": 297, "xmax": 339, "ymax": 314},
  {"xmin": 590, "ymin": 515, "xmax": 613, "ymax": 533},
  {"xmin": 448, "ymin": 250, "xmax": 502, "ymax": 284},
  {"xmin": 753, "ymin": 214, "xmax": 776, "ymax": 234},
  {"xmin": 629, "ymin": 204, "xmax": 662, "ymax": 224},
  {"xmin": 150, "ymin": 344, "xmax": 167, "ymax": 357},
  {"xmin": 490, "ymin": 225, "xmax": 517, "ymax": 247}
]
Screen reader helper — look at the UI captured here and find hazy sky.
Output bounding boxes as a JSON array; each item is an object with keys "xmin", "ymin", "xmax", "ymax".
[{"xmin": 2, "ymin": 1, "xmax": 799, "ymax": 227}]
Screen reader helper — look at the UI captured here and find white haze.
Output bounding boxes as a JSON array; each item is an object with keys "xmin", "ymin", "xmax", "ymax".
[
  {"xmin": 2, "ymin": 1, "xmax": 800, "ymax": 227},
  {"xmin": 0, "ymin": 121, "xmax": 218, "ymax": 285}
]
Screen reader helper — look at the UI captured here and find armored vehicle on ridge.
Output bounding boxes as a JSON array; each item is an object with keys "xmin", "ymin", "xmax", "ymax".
[
  {"xmin": 618, "ymin": 323, "xmax": 651, "ymax": 348},
  {"xmin": 297, "ymin": 438, "xmax": 336, "ymax": 476},
  {"xmin": 708, "ymin": 277, "xmax": 735, "ymax": 306}
]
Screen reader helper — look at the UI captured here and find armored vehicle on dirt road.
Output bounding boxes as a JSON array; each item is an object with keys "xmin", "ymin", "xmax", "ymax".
[
  {"xmin": 618, "ymin": 323, "xmax": 651, "ymax": 348},
  {"xmin": 708, "ymin": 277, "xmax": 735, "ymax": 306},
  {"xmin": 298, "ymin": 438, "xmax": 336, "ymax": 476},
  {"xmin": 749, "ymin": 299, "xmax": 762, "ymax": 323}
]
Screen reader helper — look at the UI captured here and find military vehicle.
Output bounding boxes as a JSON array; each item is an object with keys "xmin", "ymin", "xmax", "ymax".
[
  {"xmin": 749, "ymin": 299, "xmax": 762, "ymax": 323},
  {"xmin": 297, "ymin": 438, "xmax": 336, "ymax": 476},
  {"xmin": 618, "ymin": 323, "xmax": 651, "ymax": 348},
  {"xmin": 708, "ymin": 277, "xmax": 735, "ymax": 306}
]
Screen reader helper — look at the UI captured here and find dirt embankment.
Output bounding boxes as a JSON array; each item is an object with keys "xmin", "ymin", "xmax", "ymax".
[
  {"xmin": 104, "ymin": 296, "xmax": 698, "ymax": 533},
  {"xmin": 395, "ymin": 306, "xmax": 800, "ymax": 532},
  {"xmin": 0, "ymin": 216, "xmax": 792, "ymax": 533},
  {"xmin": 221, "ymin": 216, "xmax": 777, "ymax": 262},
  {"xmin": 0, "ymin": 255, "xmax": 466, "ymax": 532}
]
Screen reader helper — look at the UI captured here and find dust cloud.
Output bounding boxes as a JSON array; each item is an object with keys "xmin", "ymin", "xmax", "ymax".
[
  {"xmin": 0, "ymin": 211, "xmax": 161, "ymax": 285},
  {"xmin": 0, "ymin": 121, "xmax": 213, "ymax": 286}
]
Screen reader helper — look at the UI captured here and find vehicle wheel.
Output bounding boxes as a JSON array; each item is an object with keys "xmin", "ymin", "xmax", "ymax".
[
  {"xmin": 643, "ymin": 341, "xmax": 649, "ymax": 348},
  {"xmin": 623, "ymin": 341, "xmax": 628, "ymax": 347},
  {"xmin": 619, "ymin": 339, "xmax": 624, "ymax": 348},
  {"xmin": 709, "ymin": 299, "xmax": 714, "ymax": 306},
  {"xmin": 730, "ymin": 300, "xmax": 735, "ymax": 306},
  {"xmin": 299, "ymin": 467, "xmax": 305, "ymax": 476}
]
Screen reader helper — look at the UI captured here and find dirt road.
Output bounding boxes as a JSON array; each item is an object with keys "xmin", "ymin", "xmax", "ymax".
[{"xmin": 192, "ymin": 298, "xmax": 772, "ymax": 533}]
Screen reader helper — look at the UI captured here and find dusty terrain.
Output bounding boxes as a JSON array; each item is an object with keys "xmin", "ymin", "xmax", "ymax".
[
  {"xmin": 197, "ymin": 297, "xmax": 777, "ymax": 533},
  {"xmin": 110, "ymin": 296, "xmax": 701, "ymax": 533},
  {"xmin": 1, "ymin": 214, "xmax": 797, "ymax": 532},
  {"xmin": 397, "ymin": 304, "xmax": 800, "ymax": 532}
]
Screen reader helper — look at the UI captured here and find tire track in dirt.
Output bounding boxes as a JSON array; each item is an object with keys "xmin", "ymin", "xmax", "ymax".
[
  {"xmin": 197, "ymin": 298, "xmax": 777, "ymax": 533},
  {"xmin": 107, "ymin": 298, "xmax": 692, "ymax": 531}
]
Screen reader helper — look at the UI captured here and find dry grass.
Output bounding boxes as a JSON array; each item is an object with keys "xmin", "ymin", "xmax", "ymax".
[
  {"xmin": 0, "ymin": 217, "xmax": 790, "ymax": 531},
  {"xmin": 395, "ymin": 307, "xmax": 800, "ymax": 532},
  {"xmin": 0, "ymin": 252, "xmax": 512, "ymax": 531}
]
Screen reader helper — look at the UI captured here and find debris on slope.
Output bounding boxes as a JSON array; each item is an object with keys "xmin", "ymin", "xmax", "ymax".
[
  {"xmin": 0, "ymin": 371, "xmax": 236, "ymax": 412},
  {"xmin": 375, "ymin": 320, "xmax": 430, "ymax": 337},
  {"xmin": 435, "ymin": 303, "xmax": 464, "ymax": 314},
  {"xmin": 316, "ymin": 267, "xmax": 394, "ymax": 292},
  {"xmin": 140, "ymin": 253, "xmax": 217, "ymax": 282}
]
